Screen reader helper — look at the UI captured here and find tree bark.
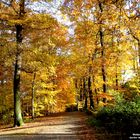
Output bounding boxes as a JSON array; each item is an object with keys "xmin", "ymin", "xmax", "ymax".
[
  {"xmin": 138, "ymin": 41, "xmax": 140, "ymax": 66},
  {"xmin": 99, "ymin": 2, "xmax": 107, "ymax": 103},
  {"xmin": 74, "ymin": 79, "xmax": 79, "ymax": 109},
  {"xmin": 115, "ymin": 72, "xmax": 119, "ymax": 90},
  {"xmin": 95, "ymin": 88, "xmax": 99, "ymax": 105},
  {"xmin": 83, "ymin": 77, "xmax": 87, "ymax": 109},
  {"xmin": 88, "ymin": 76, "xmax": 94, "ymax": 109},
  {"xmin": 79, "ymin": 78, "xmax": 83, "ymax": 101},
  {"xmin": 115, "ymin": 59, "xmax": 119, "ymax": 90},
  {"xmin": 14, "ymin": 47, "xmax": 23, "ymax": 126},
  {"xmin": 32, "ymin": 72, "xmax": 36, "ymax": 119},
  {"xmin": 13, "ymin": 0, "xmax": 25, "ymax": 127}
]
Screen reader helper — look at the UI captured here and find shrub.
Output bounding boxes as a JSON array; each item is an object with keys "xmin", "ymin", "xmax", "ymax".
[
  {"xmin": 1, "ymin": 110, "xmax": 13, "ymax": 125},
  {"xmin": 90, "ymin": 95, "xmax": 140, "ymax": 135},
  {"xmin": 87, "ymin": 117, "xmax": 102, "ymax": 127},
  {"xmin": 86, "ymin": 80, "xmax": 140, "ymax": 139}
]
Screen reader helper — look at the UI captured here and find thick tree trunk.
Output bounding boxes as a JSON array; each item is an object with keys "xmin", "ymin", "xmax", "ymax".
[
  {"xmin": 13, "ymin": 0, "xmax": 25, "ymax": 126},
  {"xmin": 14, "ymin": 50, "xmax": 23, "ymax": 126}
]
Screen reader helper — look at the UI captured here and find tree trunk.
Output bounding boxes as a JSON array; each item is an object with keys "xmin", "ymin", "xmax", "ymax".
[
  {"xmin": 0, "ymin": 78, "xmax": 5, "ymax": 114},
  {"xmin": 99, "ymin": 2, "xmax": 107, "ymax": 103},
  {"xmin": 138, "ymin": 42, "xmax": 140, "ymax": 65},
  {"xmin": 115, "ymin": 73, "xmax": 119, "ymax": 90},
  {"xmin": 74, "ymin": 79, "xmax": 79, "ymax": 110},
  {"xmin": 137, "ymin": 41, "xmax": 140, "ymax": 91},
  {"xmin": 95, "ymin": 88, "xmax": 99, "ymax": 105},
  {"xmin": 115, "ymin": 61, "xmax": 119, "ymax": 90},
  {"xmin": 14, "ymin": 49, "xmax": 23, "ymax": 126},
  {"xmin": 88, "ymin": 76, "xmax": 94, "ymax": 109},
  {"xmin": 13, "ymin": 0, "xmax": 25, "ymax": 127},
  {"xmin": 32, "ymin": 72, "xmax": 36, "ymax": 119},
  {"xmin": 83, "ymin": 78, "xmax": 87, "ymax": 109}
]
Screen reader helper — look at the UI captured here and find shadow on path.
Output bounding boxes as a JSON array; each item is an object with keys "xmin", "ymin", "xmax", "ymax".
[{"xmin": 0, "ymin": 112, "xmax": 96, "ymax": 140}]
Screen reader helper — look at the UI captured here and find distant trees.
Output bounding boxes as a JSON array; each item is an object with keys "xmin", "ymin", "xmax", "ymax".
[{"xmin": 62, "ymin": 0, "xmax": 140, "ymax": 108}]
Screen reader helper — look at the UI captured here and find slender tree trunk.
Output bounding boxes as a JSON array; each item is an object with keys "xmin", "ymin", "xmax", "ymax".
[
  {"xmin": 84, "ymin": 96, "xmax": 88, "ymax": 109},
  {"xmin": 32, "ymin": 72, "xmax": 36, "ymax": 119},
  {"xmin": 88, "ymin": 76, "xmax": 94, "ymax": 109},
  {"xmin": 137, "ymin": 41, "xmax": 140, "ymax": 90},
  {"xmin": 138, "ymin": 41, "xmax": 140, "ymax": 66},
  {"xmin": 88, "ymin": 52, "xmax": 94, "ymax": 109},
  {"xmin": 13, "ymin": 0, "xmax": 25, "ymax": 127},
  {"xmin": 136, "ymin": 41, "xmax": 140, "ymax": 80},
  {"xmin": 83, "ymin": 77, "xmax": 87, "ymax": 109},
  {"xmin": 115, "ymin": 60, "xmax": 119, "ymax": 90},
  {"xmin": 74, "ymin": 79, "xmax": 79, "ymax": 110},
  {"xmin": 115, "ymin": 73, "xmax": 118, "ymax": 90},
  {"xmin": 79, "ymin": 78, "xmax": 83, "ymax": 101},
  {"xmin": 1, "ymin": 78, "xmax": 5, "ymax": 114},
  {"xmin": 100, "ymin": 30, "xmax": 107, "ymax": 103},
  {"xmin": 99, "ymin": 2, "xmax": 107, "ymax": 103},
  {"xmin": 95, "ymin": 88, "xmax": 99, "ymax": 105}
]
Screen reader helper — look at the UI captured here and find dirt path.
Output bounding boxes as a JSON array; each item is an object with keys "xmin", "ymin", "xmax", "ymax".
[{"xmin": 0, "ymin": 112, "xmax": 97, "ymax": 140}]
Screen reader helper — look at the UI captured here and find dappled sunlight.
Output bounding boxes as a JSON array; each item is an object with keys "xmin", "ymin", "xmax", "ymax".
[{"xmin": 0, "ymin": 112, "xmax": 96, "ymax": 140}]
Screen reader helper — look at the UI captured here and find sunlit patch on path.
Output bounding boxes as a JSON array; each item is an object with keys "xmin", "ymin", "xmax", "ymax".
[{"xmin": 0, "ymin": 112, "xmax": 96, "ymax": 140}]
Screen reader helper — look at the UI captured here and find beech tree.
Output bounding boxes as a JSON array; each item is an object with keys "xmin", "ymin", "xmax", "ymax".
[
  {"xmin": 0, "ymin": 0, "xmax": 68, "ymax": 125},
  {"xmin": 0, "ymin": 0, "xmax": 26, "ymax": 126}
]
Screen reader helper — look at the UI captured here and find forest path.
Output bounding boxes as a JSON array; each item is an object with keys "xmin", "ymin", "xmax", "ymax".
[{"xmin": 0, "ymin": 111, "xmax": 97, "ymax": 140}]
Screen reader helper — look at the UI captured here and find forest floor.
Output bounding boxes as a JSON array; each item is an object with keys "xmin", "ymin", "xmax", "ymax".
[
  {"xmin": 0, "ymin": 111, "xmax": 98, "ymax": 140},
  {"xmin": 0, "ymin": 111, "xmax": 125, "ymax": 140}
]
